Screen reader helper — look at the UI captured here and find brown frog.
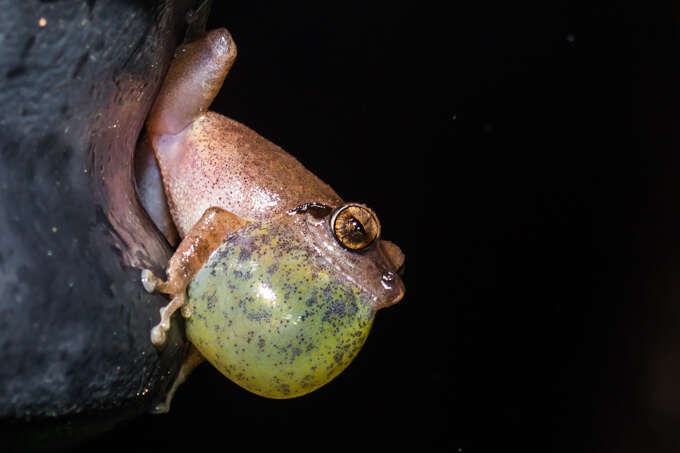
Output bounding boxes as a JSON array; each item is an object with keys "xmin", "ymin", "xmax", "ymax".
[{"xmin": 136, "ymin": 29, "xmax": 405, "ymax": 412}]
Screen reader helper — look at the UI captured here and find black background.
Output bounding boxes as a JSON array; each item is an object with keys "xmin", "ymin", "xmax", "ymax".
[{"xmin": 80, "ymin": 1, "xmax": 680, "ymax": 452}]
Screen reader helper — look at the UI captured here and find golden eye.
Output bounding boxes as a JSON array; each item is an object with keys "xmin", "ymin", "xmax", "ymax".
[{"xmin": 330, "ymin": 204, "xmax": 380, "ymax": 251}]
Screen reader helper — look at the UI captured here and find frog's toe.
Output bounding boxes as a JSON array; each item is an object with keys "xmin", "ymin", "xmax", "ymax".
[
  {"xmin": 152, "ymin": 401, "xmax": 170, "ymax": 414},
  {"xmin": 150, "ymin": 292, "xmax": 185, "ymax": 347},
  {"xmin": 150, "ymin": 324, "xmax": 166, "ymax": 346},
  {"xmin": 141, "ymin": 269, "xmax": 159, "ymax": 293}
]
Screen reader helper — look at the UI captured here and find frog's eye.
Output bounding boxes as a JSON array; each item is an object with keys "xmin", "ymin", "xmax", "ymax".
[{"xmin": 330, "ymin": 204, "xmax": 381, "ymax": 251}]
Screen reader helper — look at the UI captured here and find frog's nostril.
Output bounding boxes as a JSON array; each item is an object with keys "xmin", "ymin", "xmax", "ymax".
[{"xmin": 382, "ymin": 271, "xmax": 396, "ymax": 283}]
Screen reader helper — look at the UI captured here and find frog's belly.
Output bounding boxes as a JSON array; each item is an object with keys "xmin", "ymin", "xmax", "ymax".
[
  {"xmin": 152, "ymin": 112, "xmax": 342, "ymax": 237},
  {"xmin": 184, "ymin": 220, "xmax": 376, "ymax": 399}
]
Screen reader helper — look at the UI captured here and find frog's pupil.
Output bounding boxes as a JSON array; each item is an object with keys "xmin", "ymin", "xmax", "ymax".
[{"xmin": 349, "ymin": 216, "xmax": 366, "ymax": 236}]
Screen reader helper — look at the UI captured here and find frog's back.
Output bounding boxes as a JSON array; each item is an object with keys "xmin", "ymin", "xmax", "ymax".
[{"xmin": 151, "ymin": 112, "xmax": 343, "ymax": 237}]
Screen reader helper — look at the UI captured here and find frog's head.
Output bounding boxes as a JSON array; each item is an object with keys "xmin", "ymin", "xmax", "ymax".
[
  {"xmin": 287, "ymin": 202, "xmax": 405, "ymax": 309},
  {"xmin": 184, "ymin": 202, "xmax": 405, "ymax": 398}
]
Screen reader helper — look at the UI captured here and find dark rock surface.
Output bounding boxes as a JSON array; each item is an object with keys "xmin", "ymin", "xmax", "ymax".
[{"xmin": 0, "ymin": 0, "xmax": 204, "ymax": 448}]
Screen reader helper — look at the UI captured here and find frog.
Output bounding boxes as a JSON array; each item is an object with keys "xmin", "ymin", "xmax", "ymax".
[{"xmin": 136, "ymin": 28, "xmax": 405, "ymax": 412}]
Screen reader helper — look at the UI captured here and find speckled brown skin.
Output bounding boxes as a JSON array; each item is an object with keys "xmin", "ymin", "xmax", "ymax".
[
  {"xmin": 146, "ymin": 28, "xmax": 343, "ymax": 238},
  {"xmin": 151, "ymin": 112, "xmax": 344, "ymax": 237}
]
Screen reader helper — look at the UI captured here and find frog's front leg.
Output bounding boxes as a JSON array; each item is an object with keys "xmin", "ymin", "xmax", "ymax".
[{"xmin": 142, "ymin": 207, "xmax": 247, "ymax": 346}]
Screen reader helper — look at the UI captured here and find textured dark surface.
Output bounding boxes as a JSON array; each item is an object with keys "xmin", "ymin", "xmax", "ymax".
[
  {"xmin": 7, "ymin": 1, "xmax": 680, "ymax": 452},
  {"xmin": 0, "ymin": 0, "xmax": 203, "ymax": 447}
]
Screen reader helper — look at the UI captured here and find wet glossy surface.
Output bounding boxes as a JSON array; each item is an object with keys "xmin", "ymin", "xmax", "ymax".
[
  {"xmin": 187, "ymin": 217, "xmax": 377, "ymax": 398},
  {"xmin": 183, "ymin": 205, "xmax": 403, "ymax": 397}
]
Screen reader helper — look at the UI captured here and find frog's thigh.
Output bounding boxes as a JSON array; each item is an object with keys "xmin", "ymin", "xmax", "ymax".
[{"xmin": 147, "ymin": 28, "xmax": 237, "ymax": 136}]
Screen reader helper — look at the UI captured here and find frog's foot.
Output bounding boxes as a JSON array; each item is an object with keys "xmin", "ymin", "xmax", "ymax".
[
  {"xmin": 152, "ymin": 345, "xmax": 205, "ymax": 414},
  {"xmin": 141, "ymin": 269, "xmax": 161, "ymax": 293},
  {"xmin": 150, "ymin": 292, "xmax": 185, "ymax": 346}
]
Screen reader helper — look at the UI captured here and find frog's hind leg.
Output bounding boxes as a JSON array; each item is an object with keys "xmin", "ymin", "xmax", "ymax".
[
  {"xmin": 152, "ymin": 344, "xmax": 205, "ymax": 414},
  {"xmin": 146, "ymin": 28, "xmax": 237, "ymax": 136}
]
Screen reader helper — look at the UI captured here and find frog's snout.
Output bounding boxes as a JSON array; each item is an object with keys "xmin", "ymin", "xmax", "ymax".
[{"xmin": 380, "ymin": 240, "xmax": 405, "ymax": 272}]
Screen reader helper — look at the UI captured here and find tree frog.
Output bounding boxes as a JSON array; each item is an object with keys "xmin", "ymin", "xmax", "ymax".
[{"xmin": 137, "ymin": 28, "xmax": 405, "ymax": 411}]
